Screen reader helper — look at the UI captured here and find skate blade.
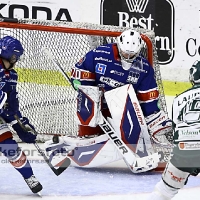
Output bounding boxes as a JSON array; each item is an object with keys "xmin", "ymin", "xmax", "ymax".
[{"xmin": 36, "ymin": 192, "xmax": 42, "ymax": 197}]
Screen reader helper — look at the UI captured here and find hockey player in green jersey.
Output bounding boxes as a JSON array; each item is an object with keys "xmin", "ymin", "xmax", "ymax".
[{"xmin": 146, "ymin": 60, "xmax": 200, "ymax": 199}]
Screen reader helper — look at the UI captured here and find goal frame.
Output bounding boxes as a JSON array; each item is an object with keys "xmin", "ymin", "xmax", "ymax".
[
  {"xmin": 0, "ymin": 18, "xmax": 172, "ymax": 166},
  {"xmin": 0, "ymin": 19, "xmax": 153, "ymax": 66}
]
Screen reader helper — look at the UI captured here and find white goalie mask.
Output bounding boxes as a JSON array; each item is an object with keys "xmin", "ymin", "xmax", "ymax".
[{"xmin": 117, "ymin": 29, "xmax": 143, "ymax": 70}]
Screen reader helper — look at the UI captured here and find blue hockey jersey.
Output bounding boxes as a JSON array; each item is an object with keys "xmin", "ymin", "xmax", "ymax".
[
  {"xmin": 0, "ymin": 59, "xmax": 22, "ymax": 122},
  {"xmin": 71, "ymin": 43, "xmax": 160, "ymax": 117}
]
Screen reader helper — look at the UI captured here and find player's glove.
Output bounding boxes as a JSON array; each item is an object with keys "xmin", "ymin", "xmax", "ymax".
[
  {"xmin": 12, "ymin": 117, "xmax": 36, "ymax": 143},
  {"xmin": 191, "ymin": 168, "xmax": 200, "ymax": 176}
]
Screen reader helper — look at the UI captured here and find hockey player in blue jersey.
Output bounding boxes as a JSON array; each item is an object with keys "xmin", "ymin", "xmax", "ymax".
[
  {"xmin": 71, "ymin": 29, "xmax": 171, "ymax": 140},
  {"xmin": 45, "ymin": 29, "xmax": 172, "ymax": 172},
  {"xmin": 0, "ymin": 36, "xmax": 42, "ymax": 194},
  {"xmin": 146, "ymin": 60, "xmax": 200, "ymax": 199}
]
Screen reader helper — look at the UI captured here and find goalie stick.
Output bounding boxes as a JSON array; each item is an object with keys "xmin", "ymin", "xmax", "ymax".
[
  {"xmin": 14, "ymin": 114, "xmax": 71, "ymax": 176},
  {"xmin": 43, "ymin": 48, "xmax": 163, "ymax": 173}
]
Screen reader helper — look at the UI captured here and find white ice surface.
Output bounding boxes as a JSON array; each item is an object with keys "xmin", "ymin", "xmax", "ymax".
[{"xmin": 0, "ymin": 96, "xmax": 200, "ymax": 200}]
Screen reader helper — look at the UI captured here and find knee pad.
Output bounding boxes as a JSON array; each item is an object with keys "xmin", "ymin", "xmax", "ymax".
[
  {"xmin": 0, "ymin": 138, "xmax": 19, "ymax": 159},
  {"xmin": 162, "ymin": 162, "xmax": 190, "ymax": 189},
  {"xmin": 0, "ymin": 138, "xmax": 27, "ymax": 168}
]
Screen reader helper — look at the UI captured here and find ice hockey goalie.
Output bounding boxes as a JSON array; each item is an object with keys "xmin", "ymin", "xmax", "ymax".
[{"xmin": 44, "ymin": 29, "xmax": 172, "ymax": 173}]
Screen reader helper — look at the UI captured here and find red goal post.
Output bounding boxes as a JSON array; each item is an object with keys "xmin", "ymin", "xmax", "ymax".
[
  {"xmin": 0, "ymin": 20, "xmax": 153, "ymax": 66},
  {"xmin": 0, "ymin": 18, "xmax": 171, "ymax": 162}
]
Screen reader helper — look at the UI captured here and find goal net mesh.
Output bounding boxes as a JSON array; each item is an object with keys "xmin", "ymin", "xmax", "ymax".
[{"xmin": 0, "ymin": 18, "xmax": 172, "ymax": 162}]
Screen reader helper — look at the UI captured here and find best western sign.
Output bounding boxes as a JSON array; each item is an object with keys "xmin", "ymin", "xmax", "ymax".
[{"xmin": 100, "ymin": 0, "xmax": 175, "ymax": 65}]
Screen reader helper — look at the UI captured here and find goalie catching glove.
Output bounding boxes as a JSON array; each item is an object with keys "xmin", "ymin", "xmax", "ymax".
[
  {"xmin": 145, "ymin": 110, "xmax": 172, "ymax": 144},
  {"xmin": 12, "ymin": 117, "xmax": 36, "ymax": 143}
]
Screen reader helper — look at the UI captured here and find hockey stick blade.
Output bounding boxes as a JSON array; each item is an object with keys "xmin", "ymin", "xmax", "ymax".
[
  {"xmin": 14, "ymin": 115, "xmax": 71, "ymax": 176},
  {"xmin": 34, "ymin": 143, "xmax": 71, "ymax": 176}
]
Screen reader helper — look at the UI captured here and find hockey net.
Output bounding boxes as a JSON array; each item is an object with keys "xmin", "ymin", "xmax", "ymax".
[{"xmin": 0, "ymin": 18, "xmax": 172, "ymax": 162}]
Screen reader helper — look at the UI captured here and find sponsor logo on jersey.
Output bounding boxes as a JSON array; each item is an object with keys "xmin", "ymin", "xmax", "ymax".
[
  {"xmin": 177, "ymin": 129, "xmax": 200, "ymax": 141},
  {"xmin": 100, "ymin": 0, "xmax": 175, "ymax": 64},
  {"xmin": 178, "ymin": 142, "xmax": 200, "ymax": 150},
  {"xmin": 93, "ymin": 49, "xmax": 111, "ymax": 54},
  {"xmin": 149, "ymin": 91, "xmax": 156, "ymax": 98},
  {"xmin": 114, "ymin": 63, "xmax": 122, "ymax": 67},
  {"xmin": 137, "ymin": 89, "xmax": 159, "ymax": 102},
  {"xmin": 126, "ymin": 71, "xmax": 140, "ymax": 84},
  {"xmin": 82, "ymin": 72, "xmax": 90, "ymax": 78},
  {"xmin": 7, "ymin": 79, "xmax": 17, "ymax": 83},
  {"xmin": 95, "ymin": 63, "xmax": 107, "ymax": 75},
  {"xmin": 100, "ymin": 76, "xmax": 124, "ymax": 87},
  {"xmin": 95, "ymin": 57, "xmax": 112, "ymax": 63},
  {"xmin": 130, "ymin": 65, "xmax": 147, "ymax": 73},
  {"xmin": 110, "ymin": 70, "xmax": 124, "ymax": 76},
  {"xmin": 130, "ymin": 59, "xmax": 148, "ymax": 73}
]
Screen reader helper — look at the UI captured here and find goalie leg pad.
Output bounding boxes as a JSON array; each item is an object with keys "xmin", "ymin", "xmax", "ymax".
[
  {"xmin": 162, "ymin": 161, "xmax": 190, "ymax": 189},
  {"xmin": 45, "ymin": 134, "xmax": 123, "ymax": 168},
  {"xmin": 104, "ymin": 84, "xmax": 154, "ymax": 156},
  {"xmin": 45, "ymin": 136, "xmax": 70, "ymax": 152}
]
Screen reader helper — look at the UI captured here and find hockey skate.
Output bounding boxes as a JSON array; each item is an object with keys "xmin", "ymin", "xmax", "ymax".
[{"xmin": 24, "ymin": 175, "xmax": 43, "ymax": 194}]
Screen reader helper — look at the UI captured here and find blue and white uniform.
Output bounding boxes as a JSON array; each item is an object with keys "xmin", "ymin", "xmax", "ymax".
[{"xmin": 71, "ymin": 43, "xmax": 159, "ymax": 117}]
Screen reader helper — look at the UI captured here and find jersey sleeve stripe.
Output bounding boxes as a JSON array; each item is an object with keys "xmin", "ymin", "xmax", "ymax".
[{"xmin": 137, "ymin": 89, "xmax": 159, "ymax": 102}]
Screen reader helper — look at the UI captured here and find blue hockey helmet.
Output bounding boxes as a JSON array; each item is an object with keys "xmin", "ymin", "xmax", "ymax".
[
  {"xmin": 189, "ymin": 60, "xmax": 200, "ymax": 85},
  {"xmin": 0, "ymin": 36, "xmax": 24, "ymax": 63}
]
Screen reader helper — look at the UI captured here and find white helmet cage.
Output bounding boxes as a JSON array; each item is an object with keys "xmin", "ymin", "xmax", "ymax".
[{"xmin": 117, "ymin": 29, "xmax": 143, "ymax": 63}]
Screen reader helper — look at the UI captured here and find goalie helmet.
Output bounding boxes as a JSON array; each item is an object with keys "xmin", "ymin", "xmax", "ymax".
[
  {"xmin": 189, "ymin": 60, "xmax": 200, "ymax": 85},
  {"xmin": 117, "ymin": 29, "xmax": 143, "ymax": 70},
  {"xmin": 0, "ymin": 36, "xmax": 24, "ymax": 64}
]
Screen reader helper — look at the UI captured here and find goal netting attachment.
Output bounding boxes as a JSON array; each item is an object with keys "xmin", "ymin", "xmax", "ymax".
[{"xmin": 0, "ymin": 18, "xmax": 172, "ymax": 162}]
